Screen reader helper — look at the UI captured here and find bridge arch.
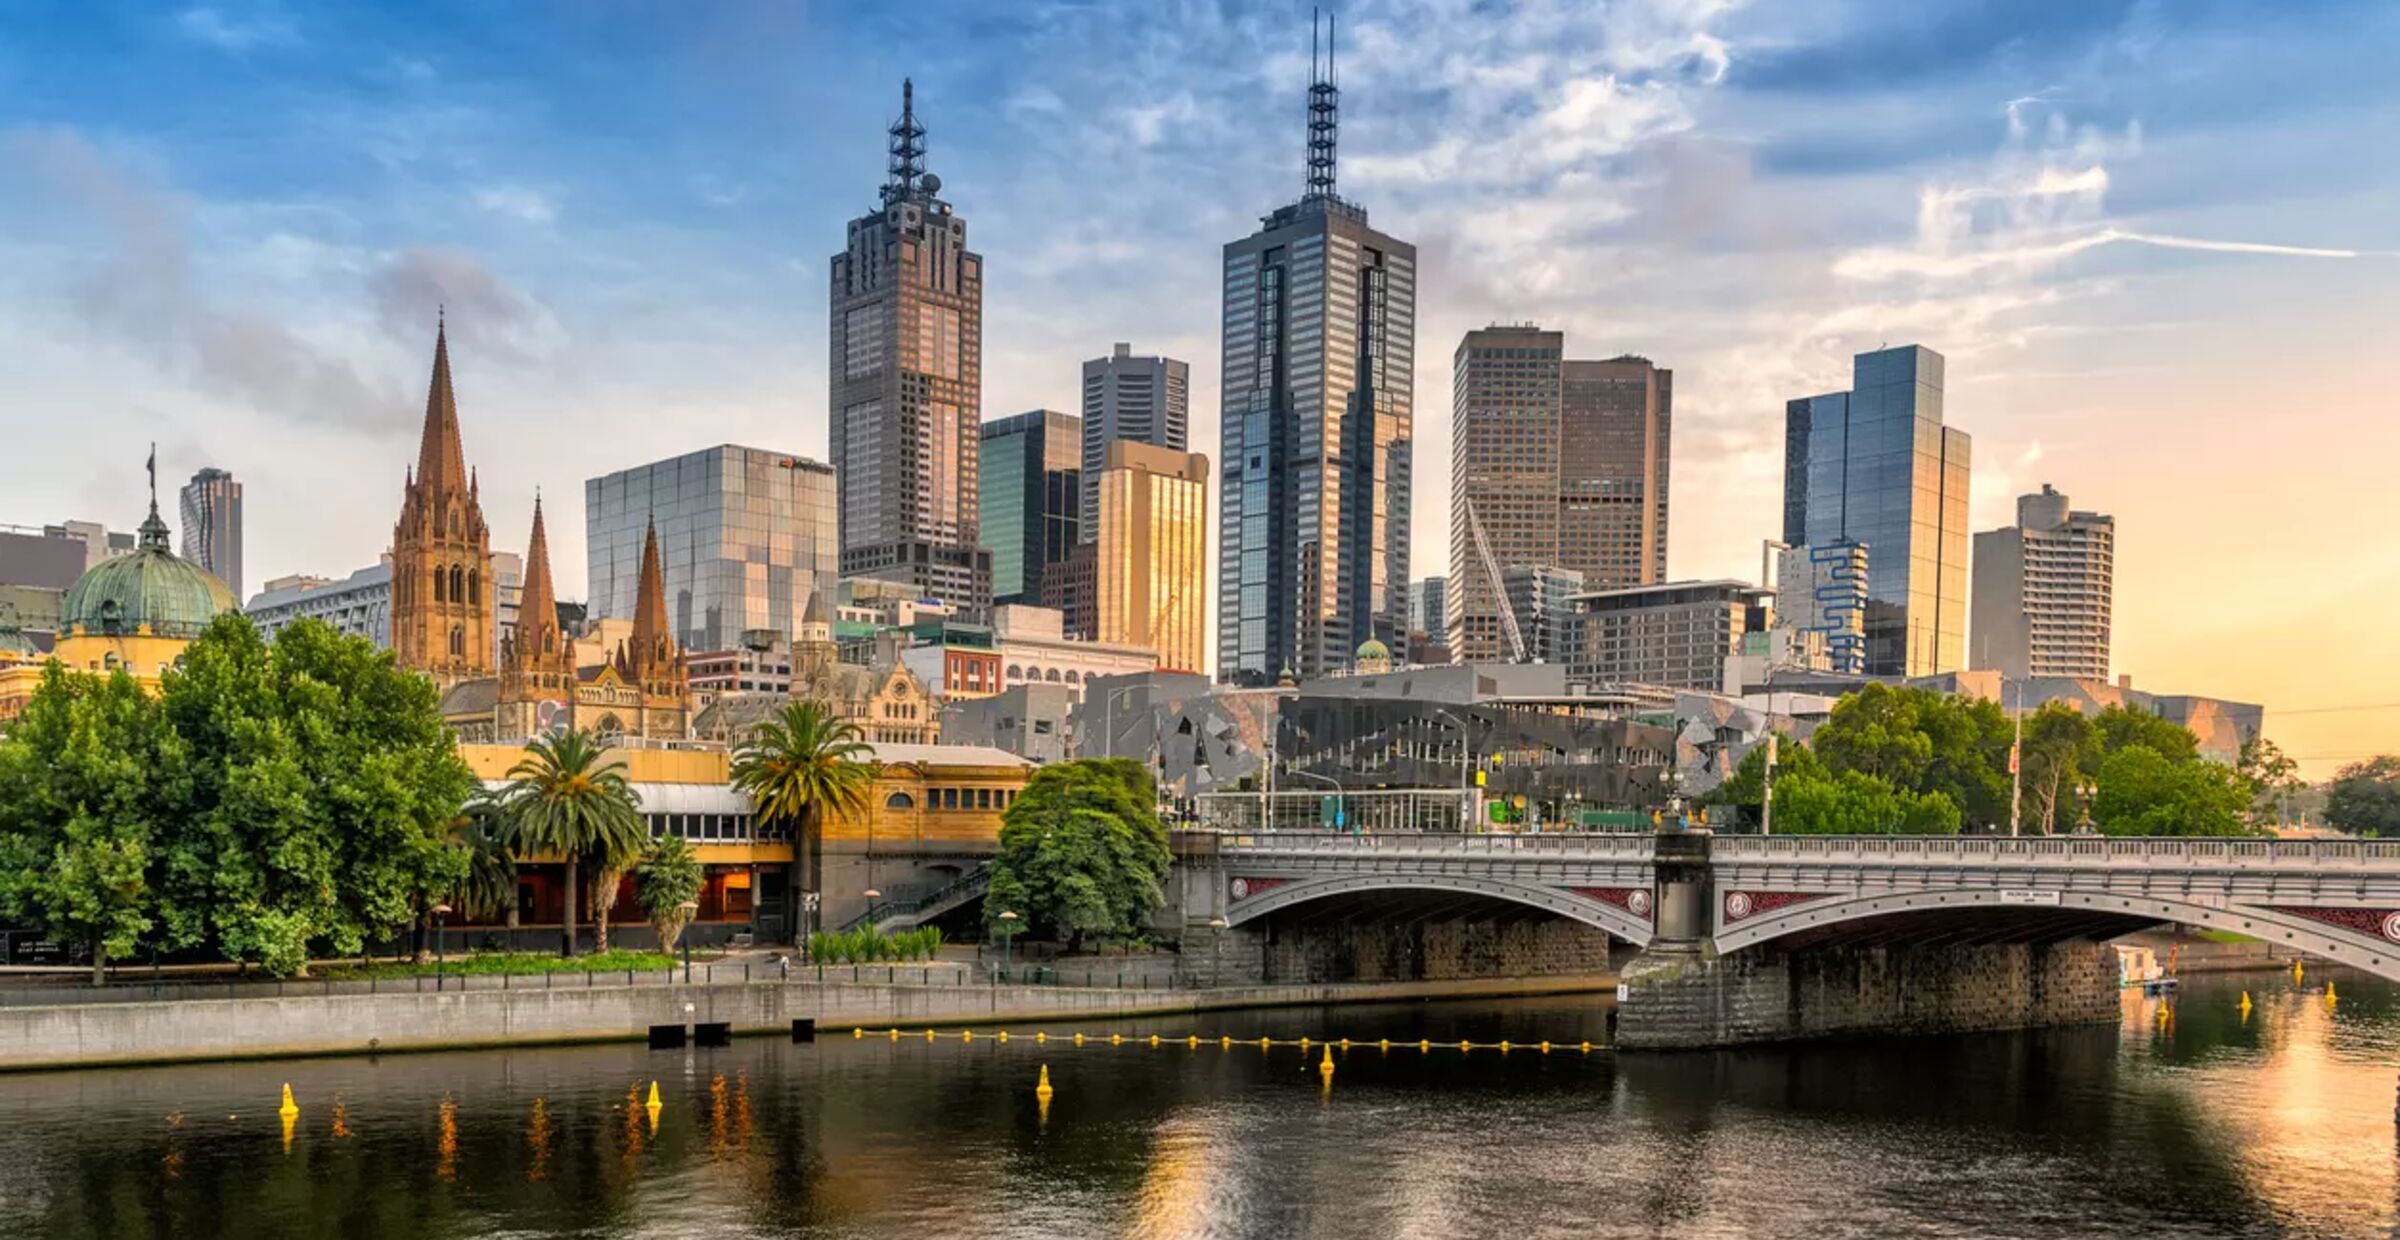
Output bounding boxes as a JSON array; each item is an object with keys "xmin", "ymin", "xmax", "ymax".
[
  {"xmin": 1225, "ymin": 873, "xmax": 1654, "ymax": 947},
  {"xmin": 1717, "ymin": 888, "xmax": 2400, "ymax": 984}
]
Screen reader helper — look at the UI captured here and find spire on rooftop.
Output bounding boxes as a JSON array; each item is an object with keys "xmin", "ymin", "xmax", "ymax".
[{"xmin": 414, "ymin": 317, "xmax": 469, "ymax": 498}]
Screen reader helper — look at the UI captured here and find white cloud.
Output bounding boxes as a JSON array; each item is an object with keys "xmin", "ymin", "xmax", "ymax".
[
  {"xmin": 175, "ymin": 5, "xmax": 297, "ymax": 53},
  {"xmin": 473, "ymin": 185, "xmax": 559, "ymax": 225}
]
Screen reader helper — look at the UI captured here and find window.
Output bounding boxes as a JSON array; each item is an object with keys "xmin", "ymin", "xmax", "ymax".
[
  {"xmin": 886, "ymin": 792, "xmax": 915, "ymax": 810},
  {"xmin": 432, "ymin": 570, "xmax": 445, "ymax": 603},
  {"xmin": 449, "ymin": 625, "xmax": 464, "ymax": 656},
  {"xmin": 976, "ymin": 788, "xmax": 993, "ymax": 810}
]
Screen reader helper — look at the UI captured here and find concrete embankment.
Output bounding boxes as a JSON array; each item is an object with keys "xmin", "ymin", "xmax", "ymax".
[{"xmin": 0, "ymin": 974, "xmax": 1616, "ymax": 1073}]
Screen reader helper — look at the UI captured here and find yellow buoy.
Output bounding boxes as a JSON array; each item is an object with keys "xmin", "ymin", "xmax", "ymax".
[
  {"xmin": 277, "ymin": 1084, "xmax": 299, "ymax": 1119},
  {"xmin": 1187, "ymin": 1035, "xmax": 1200, "ymax": 1048},
  {"xmin": 889, "ymin": 1028, "xmax": 900, "ymax": 1041},
  {"xmin": 997, "ymin": 1031, "xmax": 1009, "ymax": 1043},
  {"xmin": 645, "ymin": 1081, "xmax": 662, "ymax": 1132},
  {"xmin": 280, "ymin": 1109, "xmax": 296, "ymax": 1154},
  {"xmin": 1338, "ymin": 1038, "xmax": 1350, "ymax": 1049},
  {"xmin": 1110, "ymin": 1034, "xmax": 1123, "ymax": 1046},
  {"xmin": 852, "ymin": 1027, "xmax": 864, "ymax": 1038},
  {"xmin": 1074, "ymin": 1033, "xmax": 1086, "ymax": 1045},
  {"xmin": 1540, "ymin": 1041, "xmax": 1552, "ymax": 1054},
  {"xmin": 2327, "ymin": 982, "xmax": 2339, "ymax": 1005},
  {"xmin": 1149, "ymin": 1034, "xmax": 1161, "ymax": 1047},
  {"xmin": 1419, "ymin": 1039, "xmax": 1431, "ymax": 1052},
  {"xmin": 1259, "ymin": 1036, "xmax": 1271, "ymax": 1049},
  {"xmin": 1318, "ymin": 1046, "xmax": 1335, "ymax": 1078},
  {"xmin": 963, "ymin": 1030, "xmax": 975, "ymax": 1043},
  {"xmin": 1035, "ymin": 1064, "xmax": 1054, "ymax": 1099},
  {"xmin": 925, "ymin": 1029, "xmax": 936, "ymax": 1042},
  {"xmin": 1298, "ymin": 1036, "xmax": 1310, "ymax": 1050},
  {"xmin": 1036, "ymin": 1032, "xmax": 1047, "ymax": 1043},
  {"xmin": 1499, "ymin": 1040, "xmax": 1512, "ymax": 1053},
  {"xmin": 646, "ymin": 1081, "xmax": 661, "ymax": 1109},
  {"xmin": 1580, "ymin": 1041, "xmax": 1593, "ymax": 1053},
  {"xmin": 1221, "ymin": 1036, "xmax": 1232, "ymax": 1049},
  {"xmin": 2294, "ymin": 960, "xmax": 2305, "ymax": 984},
  {"xmin": 1378, "ymin": 1039, "xmax": 1390, "ymax": 1051}
]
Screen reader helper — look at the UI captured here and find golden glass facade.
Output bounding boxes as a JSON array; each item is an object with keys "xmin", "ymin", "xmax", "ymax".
[{"xmin": 1095, "ymin": 441, "xmax": 1209, "ymax": 674}]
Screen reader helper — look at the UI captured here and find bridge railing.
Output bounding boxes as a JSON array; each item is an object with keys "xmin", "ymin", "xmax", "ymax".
[
  {"xmin": 1711, "ymin": 836, "xmax": 2400, "ymax": 867},
  {"xmin": 1211, "ymin": 830, "xmax": 1658, "ymax": 861}
]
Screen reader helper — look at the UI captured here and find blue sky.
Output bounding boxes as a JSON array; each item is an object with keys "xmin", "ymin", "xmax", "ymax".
[{"xmin": 4, "ymin": 0, "xmax": 2398, "ymax": 769}]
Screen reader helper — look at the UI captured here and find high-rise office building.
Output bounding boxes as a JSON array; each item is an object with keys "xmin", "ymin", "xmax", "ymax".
[
  {"xmin": 1093, "ymin": 440, "xmax": 1209, "ymax": 674},
  {"xmin": 1501, "ymin": 564, "xmax": 1584, "ymax": 667},
  {"xmin": 1080, "ymin": 343, "xmax": 1188, "ymax": 542},
  {"xmin": 1970, "ymin": 484, "xmax": 2114, "ymax": 679},
  {"xmin": 1774, "ymin": 540, "xmax": 1869, "ymax": 675},
  {"xmin": 1572, "ymin": 579, "xmax": 1773, "ymax": 691},
  {"xmin": 1560, "ymin": 356, "xmax": 1670, "ymax": 589},
  {"xmin": 830, "ymin": 80, "xmax": 990, "ymax": 614},
  {"xmin": 1450, "ymin": 326, "xmax": 1562, "ymax": 663},
  {"xmin": 585, "ymin": 445, "xmax": 839, "ymax": 657},
  {"xmin": 1218, "ymin": 14, "xmax": 1415, "ymax": 683},
  {"xmin": 1782, "ymin": 345, "xmax": 1971, "ymax": 676},
  {"xmin": 1449, "ymin": 327, "xmax": 1673, "ymax": 662},
  {"xmin": 178, "ymin": 467, "xmax": 243, "ymax": 600},
  {"xmin": 980, "ymin": 410, "xmax": 1082, "ymax": 606},
  {"xmin": 1409, "ymin": 576, "xmax": 1446, "ymax": 637}
]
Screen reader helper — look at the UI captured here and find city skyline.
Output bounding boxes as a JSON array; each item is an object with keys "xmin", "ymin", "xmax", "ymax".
[{"xmin": 3, "ymin": 2, "xmax": 2397, "ymax": 768}]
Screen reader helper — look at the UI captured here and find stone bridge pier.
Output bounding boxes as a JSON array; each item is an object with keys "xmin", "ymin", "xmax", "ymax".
[{"xmin": 1169, "ymin": 829, "xmax": 2400, "ymax": 1049}]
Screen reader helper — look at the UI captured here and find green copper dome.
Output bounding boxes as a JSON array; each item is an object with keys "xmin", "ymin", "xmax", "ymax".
[
  {"xmin": 60, "ymin": 506, "xmax": 237, "ymax": 640},
  {"xmin": 1356, "ymin": 638, "xmax": 1390, "ymax": 662}
]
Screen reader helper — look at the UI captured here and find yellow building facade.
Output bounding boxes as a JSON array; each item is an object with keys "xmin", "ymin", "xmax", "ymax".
[{"xmin": 1093, "ymin": 440, "xmax": 1210, "ymax": 674}]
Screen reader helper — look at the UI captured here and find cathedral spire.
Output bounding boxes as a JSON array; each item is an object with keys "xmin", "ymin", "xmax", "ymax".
[
  {"xmin": 631, "ymin": 514, "xmax": 673, "ymax": 669},
  {"xmin": 515, "ymin": 494, "xmax": 560, "ymax": 656},
  {"xmin": 414, "ymin": 316, "xmax": 468, "ymax": 498}
]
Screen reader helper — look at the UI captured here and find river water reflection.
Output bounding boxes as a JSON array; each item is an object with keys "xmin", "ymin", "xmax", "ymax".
[{"xmin": 3, "ymin": 969, "xmax": 2396, "ymax": 1238}]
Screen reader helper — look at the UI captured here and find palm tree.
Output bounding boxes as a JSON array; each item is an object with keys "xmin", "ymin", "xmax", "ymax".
[
  {"xmin": 731, "ymin": 700, "xmax": 876, "ymax": 943},
  {"xmin": 449, "ymin": 790, "xmax": 519, "ymax": 927},
  {"xmin": 503, "ymin": 728, "xmax": 648, "ymax": 957}
]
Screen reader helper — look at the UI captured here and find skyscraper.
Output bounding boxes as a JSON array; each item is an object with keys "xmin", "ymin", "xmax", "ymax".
[
  {"xmin": 1449, "ymin": 325, "xmax": 1562, "ymax": 664},
  {"xmin": 1774, "ymin": 540, "xmax": 1869, "ymax": 675},
  {"xmin": 586, "ymin": 445, "xmax": 839, "ymax": 656},
  {"xmin": 390, "ymin": 318, "xmax": 494, "ymax": 687},
  {"xmin": 1080, "ymin": 343, "xmax": 1189, "ymax": 542},
  {"xmin": 1782, "ymin": 345, "xmax": 1971, "ymax": 676},
  {"xmin": 980, "ymin": 410, "xmax": 1081, "ymax": 606},
  {"xmin": 178, "ymin": 467, "xmax": 242, "ymax": 600},
  {"xmin": 1409, "ymin": 576, "xmax": 1446, "ymax": 637},
  {"xmin": 1218, "ymin": 14, "xmax": 1415, "ymax": 683},
  {"xmin": 830, "ymin": 80, "xmax": 990, "ymax": 614},
  {"xmin": 1970, "ymin": 484, "xmax": 2114, "ymax": 679},
  {"xmin": 1560, "ymin": 355, "xmax": 1670, "ymax": 589},
  {"xmin": 1093, "ymin": 440, "xmax": 1210, "ymax": 674}
]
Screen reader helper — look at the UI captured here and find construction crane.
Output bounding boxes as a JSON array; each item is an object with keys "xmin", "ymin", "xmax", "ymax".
[{"xmin": 1463, "ymin": 496, "xmax": 1528, "ymax": 663}]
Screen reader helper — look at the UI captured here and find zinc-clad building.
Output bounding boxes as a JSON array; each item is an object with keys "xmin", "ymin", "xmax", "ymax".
[{"xmin": 979, "ymin": 410, "xmax": 1081, "ymax": 606}]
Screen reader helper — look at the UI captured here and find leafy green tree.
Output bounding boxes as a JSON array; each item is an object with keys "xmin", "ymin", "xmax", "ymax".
[
  {"xmin": 0, "ymin": 665, "xmax": 164, "ymax": 985},
  {"xmin": 2089, "ymin": 704, "xmax": 2201, "ymax": 767},
  {"xmin": 2017, "ymin": 703, "xmax": 2099, "ymax": 836},
  {"xmin": 636, "ymin": 834, "xmax": 705, "ymax": 952},
  {"xmin": 1703, "ymin": 733, "xmax": 1818, "ymax": 825},
  {"xmin": 2238, "ymin": 736, "xmax": 2305, "ymax": 827},
  {"xmin": 2325, "ymin": 756, "xmax": 2400, "ymax": 837},
  {"xmin": 983, "ymin": 758, "xmax": 1171, "ymax": 950},
  {"xmin": 730, "ymin": 700, "xmax": 875, "ymax": 941},
  {"xmin": 153, "ymin": 615, "xmax": 472, "ymax": 975},
  {"xmin": 503, "ymin": 729, "xmax": 647, "ymax": 957},
  {"xmin": 1770, "ymin": 766, "xmax": 1962, "ymax": 835},
  {"xmin": 1813, "ymin": 683, "xmax": 2011, "ymax": 827},
  {"xmin": 2089, "ymin": 746, "xmax": 2254, "ymax": 836}
]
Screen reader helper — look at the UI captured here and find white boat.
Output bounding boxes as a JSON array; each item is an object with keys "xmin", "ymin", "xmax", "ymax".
[{"xmin": 2116, "ymin": 944, "xmax": 2180, "ymax": 993}]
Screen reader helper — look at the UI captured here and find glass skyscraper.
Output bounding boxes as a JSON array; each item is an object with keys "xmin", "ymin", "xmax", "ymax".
[
  {"xmin": 177, "ymin": 467, "xmax": 242, "ymax": 600},
  {"xmin": 1218, "ymin": 20, "xmax": 1415, "ymax": 682},
  {"xmin": 979, "ymin": 410, "xmax": 1081, "ymax": 606},
  {"xmin": 1782, "ymin": 345, "xmax": 1971, "ymax": 677},
  {"xmin": 585, "ymin": 445, "xmax": 839, "ymax": 656},
  {"xmin": 1080, "ymin": 343, "xmax": 1188, "ymax": 543}
]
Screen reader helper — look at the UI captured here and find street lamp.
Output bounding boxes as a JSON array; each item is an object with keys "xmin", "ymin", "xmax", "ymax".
[
  {"xmin": 997, "ymin": 910, "xmax": 1020, "ymax": 982},
  {"xmin": 1285, "ymin": 767, "xmax": 1345, "ymax": 831},
  {"xmin": 1098, "ymin": 684, "xmax": 1146, "ymax": 760},
  {"xmin": 1424, "ymin": 706, "xmax": 1479, "ymax": 834},
  {"xmin": 676, "ymin": 900, "xmax": 699, "ymax": 982},
  {"xmin": 431, "ymin": 903, "xmax": 451, "ymax": 985}
]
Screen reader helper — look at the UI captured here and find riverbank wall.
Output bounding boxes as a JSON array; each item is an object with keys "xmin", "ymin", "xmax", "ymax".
[
  {"xmin": 1616, "ymin": 941, "xmax": 2117, "ymax": 1049},
  {"xmin": 0, "ymin": 974, "xmax": 1616, "ymax": 1073}
]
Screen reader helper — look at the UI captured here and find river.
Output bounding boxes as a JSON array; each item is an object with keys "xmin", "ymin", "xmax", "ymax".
[{"xmin": 2, "ymin": 969, "xmax": 2393, "ymax": 1238}]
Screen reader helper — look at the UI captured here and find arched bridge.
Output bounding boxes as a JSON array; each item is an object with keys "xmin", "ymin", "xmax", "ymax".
[{"xmin": 1184, "ymin": 830, "xmax": 2400, "ymax": 980}]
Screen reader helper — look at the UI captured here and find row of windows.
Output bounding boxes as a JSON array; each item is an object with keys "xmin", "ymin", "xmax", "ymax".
[{"xmin": 883, "ymin": 786, "xmax": 1019, "ymax": 812}]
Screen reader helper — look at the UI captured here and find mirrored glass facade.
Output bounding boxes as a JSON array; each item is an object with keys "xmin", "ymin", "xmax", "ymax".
[
  {"xmin": 1783, "ymin": 345, "xmax": 1970, "ymax": 677},
  {"xmin": 979, "ymin": 410, "xmax": 1081, "ymax": 605},
  {"xmin": 585, "ymin": 446, "xmax": 838, "ymax": 656}
]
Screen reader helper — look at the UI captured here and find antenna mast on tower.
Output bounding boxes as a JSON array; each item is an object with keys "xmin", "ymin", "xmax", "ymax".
[
  {"xmin": 883, "ymin": 78, "xmax": 928, "ymax": 206},
  {"xmin": 1305, "ymin": 8, "xmax": 1340, "ymax": 201}
]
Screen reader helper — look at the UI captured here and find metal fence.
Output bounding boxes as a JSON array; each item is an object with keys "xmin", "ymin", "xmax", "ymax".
[{"xmin": 0, "ymin": 959, "xmax": 1192, "ymax": 1008}]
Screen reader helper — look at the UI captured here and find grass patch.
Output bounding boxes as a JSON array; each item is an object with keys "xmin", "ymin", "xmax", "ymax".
[{"xmin": 321, "ymin": 949, "xmax": 676, "ymax": 980}]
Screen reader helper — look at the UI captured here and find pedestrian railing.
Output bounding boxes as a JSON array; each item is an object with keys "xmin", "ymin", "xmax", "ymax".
[
  {"xmin": 0, "ymin": 958, "xmax": 1192, "ymax": 1008},
  {"xmin": 1711, "ymin": 835, "xmax": 2400, "ymax": 867},
  {"xmin": 1213, "ymin": 830, "xmax": 1658, "ymax": 861}
]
